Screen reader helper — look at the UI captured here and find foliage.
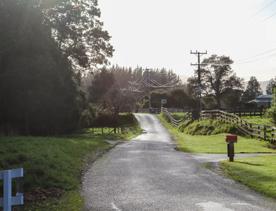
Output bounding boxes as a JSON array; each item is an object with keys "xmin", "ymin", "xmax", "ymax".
[
  {"xmin": 88, "ymin": 68, "xmax": 115, "ymax": 103},
  {"xmin": 221, "ymin": 156, "xmax": 276, "ymax": 198},
  {"xmin": 88, "ymin": 68, "xmax": 135, "ymax": 114},
  {"xmin": 0, "ymin": 0, "xmax": 81, "ymax": 135},
  {"xmin": 242, "ymin": 76, "xmax": 263, "ymax": 103},
  {"xmin": 86, "ymin": 66, "xmax": 183, "ymax": 112},
  {"xmin": 151, "ymin": 88, "xmax": 195, "ymax": 109},
  {"xmin": 266, "ymin": 77, "xmax": 276, "ymax": 95},
  {"xmin": 266, "ymin": 87, "xmax": 276, "ymax": 124},
  {"xmin": 43, "ymin": 0, "xmax": 114, "ymax": 71},
  {"xmin": 188, "ymin": 55, "xmax": 243, "ymax": 109}
]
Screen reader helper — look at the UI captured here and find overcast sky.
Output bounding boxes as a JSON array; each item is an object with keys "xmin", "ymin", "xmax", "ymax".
[{"xmin": 99, "ymin": 0, "xmax": 276, "ymax": 81}]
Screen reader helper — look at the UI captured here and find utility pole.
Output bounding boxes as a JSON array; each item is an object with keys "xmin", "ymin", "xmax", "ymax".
[
  {"xmin": 190, "ymin": 50, "xmax": 207, "ymax": 117},
  {"xmin": 145, "ymin": 69, "xmax": 152, "ymax": 111}
]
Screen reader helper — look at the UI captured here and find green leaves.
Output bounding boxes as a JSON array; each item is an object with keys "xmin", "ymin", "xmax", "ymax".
[{"xmin": 43, "ymin": 0, "xmax": 114, "ymax": 71}]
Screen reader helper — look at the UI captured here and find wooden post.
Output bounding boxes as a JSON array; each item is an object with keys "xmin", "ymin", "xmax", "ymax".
[
  {"xmin": 263, "ymin": 126, "xmax": 267, "ymax": 141},
  {"xmin": 250, "ymin": 124, "xmax": 253, "ymax": 138},
  {"xmin": 272, "ymin": 128, "xmax": 275, "ymax": 143}
]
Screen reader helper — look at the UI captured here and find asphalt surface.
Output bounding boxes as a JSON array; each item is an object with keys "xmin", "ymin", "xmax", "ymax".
[{"xmin": 82, "ymin": 113, "xmax": 276, "ymax": 211}]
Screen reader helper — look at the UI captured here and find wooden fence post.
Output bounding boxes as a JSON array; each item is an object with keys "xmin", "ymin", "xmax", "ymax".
[{"xmin": 263, "ymin": 126, "xmax": 267, "ymax": 141}]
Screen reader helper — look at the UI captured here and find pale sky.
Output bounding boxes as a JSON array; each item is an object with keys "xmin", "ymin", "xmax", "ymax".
[{"xmin": 99, "ymin": 0, "xmax": 276, "ymax": 81}]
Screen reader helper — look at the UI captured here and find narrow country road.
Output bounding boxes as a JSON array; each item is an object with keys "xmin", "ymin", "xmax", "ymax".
[{"xmin": 83, "ymin": 114, "xmax": 276, "ymax": 211}]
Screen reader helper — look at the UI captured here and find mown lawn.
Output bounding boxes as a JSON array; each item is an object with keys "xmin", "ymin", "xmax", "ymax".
[
  {"xmin": 241, "ymin": 116, "xmax": 274, "ymax": 126},
  {"xmin": 221, "ymin": 156, "xmax": 276, "ymax": 198},
  {"xmin": 158, "ymin": 115, "xmax": 275, "ymax": 154},
  {"xmin": 0, "ymin": 121, "xmax": 141, "ymax": 210}
]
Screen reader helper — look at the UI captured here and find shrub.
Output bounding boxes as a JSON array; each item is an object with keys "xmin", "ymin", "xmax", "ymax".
[{"xmin": 266, "ymin": 87, "xmax": 276, "ymax": 124}]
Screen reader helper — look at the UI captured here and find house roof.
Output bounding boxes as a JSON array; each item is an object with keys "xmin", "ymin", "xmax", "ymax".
[
  {"xmin": 248, "ymin": 95, "xmax": 272, "ymax": 104},
  {"xmin": 256, "ymin": 95, "xmax": 272, "ymax": 100}
]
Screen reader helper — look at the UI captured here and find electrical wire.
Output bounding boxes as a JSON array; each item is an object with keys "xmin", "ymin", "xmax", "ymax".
[{"xmin": 253, "ymin": 0, "xmax": 276, "ymax": 17}]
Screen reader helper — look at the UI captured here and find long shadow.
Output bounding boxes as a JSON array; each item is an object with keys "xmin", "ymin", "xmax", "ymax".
[{"xmin": 234, "ymin": 161, "xmax": 264, "ymax": 166}]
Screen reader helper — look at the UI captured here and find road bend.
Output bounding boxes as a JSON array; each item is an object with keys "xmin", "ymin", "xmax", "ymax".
[{"xmin": 83, "ymin": 113, "xmax": 276, "ymax": 211}]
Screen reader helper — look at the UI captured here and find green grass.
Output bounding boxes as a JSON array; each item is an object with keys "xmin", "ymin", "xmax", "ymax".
[
  {"xmin": 241, "ymin": 116, "xmax": 274, "ymax": 126},
  {"xmin": 221, "ymin": 155, "xmax": 276, "ymax": 198},
  {"xmin": 0, "ymin": 135, "xmax": 110, "ymax": 210},
  {"xmin": 25, "ymin": 191, "xmax": 83, "ymax": 211},
  {"xmin": 171, "ymin": 112, "xmax": 187, "ymax": 120},
  {"xmin": 0, "ymin": 115, "xmax": 141, "ymax": 210},
  {"xmin": 179, "ymin": 119, "xmax": 238, "ymax": 135},
  {"xmin": 158, "ymin": 114, "xmax": 275, "ymax": 154}
]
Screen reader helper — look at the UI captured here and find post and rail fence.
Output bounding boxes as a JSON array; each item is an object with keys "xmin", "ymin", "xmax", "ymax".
[
  {"xmin": 161, "ymin": 107, "xmax": 192, "ymax": 127},
  {"xmin": 0, "ymin": 168, "xmax": 24, "ymax": 211},
  {"xmin": 201, "ymin": 110, "xmax": 276, "ymax": 143},
  {"xmin": 161, "ymin": 107, "xmax": 276, "ymax": 143}
]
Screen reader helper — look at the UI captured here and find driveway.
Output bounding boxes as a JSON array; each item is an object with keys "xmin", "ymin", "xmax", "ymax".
[{"xmin": 82, "ymin": 113, "xmax": 276, "ymax": 211}]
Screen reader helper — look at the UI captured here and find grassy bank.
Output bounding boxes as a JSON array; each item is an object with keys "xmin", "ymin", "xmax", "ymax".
[
  {"xmin": 221, "ymin": 156, "xmax": 276, "ymax": 198},
  {"xmin": 241, "ymin": 116, "xmax": 274, "ymax": 126},
  {"xmin": 158, "ymin": 114, "xmax": 275, "ymax": 154},
  {"xmin": 0, "ymin": 114, "xmax": 141, "ymax": 210}
]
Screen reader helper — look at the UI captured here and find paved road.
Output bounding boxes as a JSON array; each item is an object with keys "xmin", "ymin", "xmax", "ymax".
[{"xmin": 82, "ymin": 114, "xmax": 276, "ymax": 211}]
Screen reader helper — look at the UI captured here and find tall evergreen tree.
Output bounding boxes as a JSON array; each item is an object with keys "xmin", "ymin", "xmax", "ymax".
[
  {"xmin": 242, "ymin": 76, "xmax": 263, "ymax": 103},
  {"xmin": 0, "ymin": 0, "xmax": 80, "ymax": 135}
]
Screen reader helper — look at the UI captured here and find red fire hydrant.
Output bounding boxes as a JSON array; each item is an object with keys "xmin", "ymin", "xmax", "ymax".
[{"xmin": 226, "ymin": 134, "xmax": 238, "ymax": 162}]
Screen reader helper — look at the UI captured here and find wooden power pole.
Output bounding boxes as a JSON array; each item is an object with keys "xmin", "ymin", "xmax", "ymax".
[{"xmin": 190, "ymin": 50, "xmax": 207, "ymax": 116}]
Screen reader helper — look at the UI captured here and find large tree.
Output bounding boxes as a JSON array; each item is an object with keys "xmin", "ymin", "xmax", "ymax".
[
  {"xmin": 43, "ymin": 0, "xmax": 114, "ymax": 72},
  {"xmin": 190, "ymin": 55, "xmax": 243, "ymax": 108},
  {"xmin": 242, "ymin": 76, "xmax": 263, "ymax": 103},
  {"xmin": 0, "ymin": 0, "xmax": 80, "ymax": 135}
]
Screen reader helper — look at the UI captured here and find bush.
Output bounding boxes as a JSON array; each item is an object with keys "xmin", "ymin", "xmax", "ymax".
[
  {"xmin": 266, "ymin": 106, "xmax": 276, "ymax": 125},
  {"xmin": 265, "ymin": 87, "xmax": 276, "ymax": 124}
]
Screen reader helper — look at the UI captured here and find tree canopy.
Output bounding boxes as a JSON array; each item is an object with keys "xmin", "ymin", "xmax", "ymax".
[
  {"xmin": 266, "ymin": 77, "xmax": 276, "ymax": 95},
  {"xmin": 188, "ymin": 55, "xmax": 243, "ymax": 108},
  {"xmin": 43, "ymin": 0, "xmax": 114, "ymax": 72},
  {"xmin": 0, "ymin": 0, "xmax": 113, "ymax": 135},
  {"xmin": 242, "ymin": 76, "xmax": 263, "ymax": 103}
]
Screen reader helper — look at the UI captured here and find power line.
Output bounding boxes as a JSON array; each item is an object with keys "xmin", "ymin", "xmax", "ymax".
[
  {"xmin": 236, "ymin": 51, "xmax": 276, "ymax": 64},
  {"xmin": 230, "ymin": 47, "xmax": 276, "ymax": 64},
  {"xmin": 263, "ymin": 10, "xmax": 276, "ymax": 21},
  {"xmin": 253, "ymin": 0, "xmax": 276, "ymax": 17}
]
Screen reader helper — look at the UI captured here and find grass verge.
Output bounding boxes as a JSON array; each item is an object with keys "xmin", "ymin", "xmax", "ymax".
[
  {"xmin": 241, "ymin": 116, "xmax": 274, "ymax": 126},
  {"xmin": 221, "ymin": 155, "xmax": 276, "ymax": 198},
  {"xmin": 0, "ymin": 115, "xmax": 141, "ymax": 210},
  {"xmin": 158, "ymin": 114, "xmax": 275, "ymax": 154}
]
